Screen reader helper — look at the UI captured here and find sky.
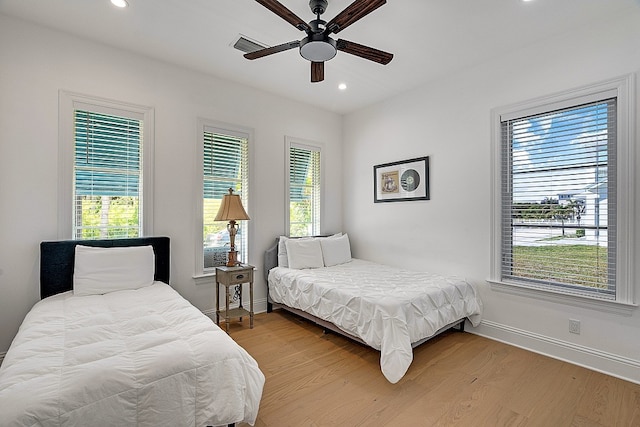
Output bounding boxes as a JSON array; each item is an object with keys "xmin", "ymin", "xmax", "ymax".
[{"xmin": 509, "ymin": 101, "xmax": 611, "ymax": 203}]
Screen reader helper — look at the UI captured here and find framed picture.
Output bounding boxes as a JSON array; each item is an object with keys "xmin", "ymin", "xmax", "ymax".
[{"xmin": 374, "ymin": 156, "xmax": 429, "ymax": 203}]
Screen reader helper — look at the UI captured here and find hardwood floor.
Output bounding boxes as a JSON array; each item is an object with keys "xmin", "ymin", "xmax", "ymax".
[{"xmin": 229, "ymin": 311, "xmax": 640, "ymax": 427}]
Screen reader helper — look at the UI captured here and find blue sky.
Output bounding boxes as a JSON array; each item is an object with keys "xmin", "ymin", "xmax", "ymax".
[{"xmin": 510, "ymin": 102, "xmax": 611, "ymax": 203}]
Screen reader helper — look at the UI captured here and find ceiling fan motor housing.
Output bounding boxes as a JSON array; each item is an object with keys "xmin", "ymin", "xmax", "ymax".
[{"xmin": 309, "ymin": 0, "xmax": 328, "ymax": 15}]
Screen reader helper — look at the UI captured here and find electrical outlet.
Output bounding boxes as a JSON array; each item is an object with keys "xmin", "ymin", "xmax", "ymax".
[{"xmin": 569, "ymin": 319, "xmax": 581, "ymax": 334}]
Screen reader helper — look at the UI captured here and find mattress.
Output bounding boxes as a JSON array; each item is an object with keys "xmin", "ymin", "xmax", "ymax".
[
  {"xmin": 268, "ymin": 259, "xmax": 483, "ymax": 383},
  {"xmin": 0, "ymin": 282, "xmax": 264, "ymax": 426}
]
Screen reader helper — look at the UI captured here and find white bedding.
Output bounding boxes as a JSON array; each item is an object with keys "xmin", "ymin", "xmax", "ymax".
[
  {"xmin": 268, "ymin": 259, "xmax": 482, "ymax": 383},
  {"xmin": 0, "ymin": 282, "xmax": 264, "ymax": 426}
]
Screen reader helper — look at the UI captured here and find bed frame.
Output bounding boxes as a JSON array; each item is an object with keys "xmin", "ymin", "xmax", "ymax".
[
  {"xmin": 40, "ymin": 236, "xmax": 171, "ymax": 299},
  {"xmin": 263, "ymin": 237, "xmax": 464, "ymax": 350}
]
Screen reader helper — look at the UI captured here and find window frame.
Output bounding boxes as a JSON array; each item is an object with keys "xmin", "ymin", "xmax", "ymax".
[
  {"xmin": 285, "ymin": 136, "xmax": 323, "ymax": 237},
  {"xmin": 195, "ymin": 119, "xmax": 253, "ymax": 278},
  {"xmin": 489, "ymin": 75, "xmax": 636, "ymax": 312},
  {"xmin": 58, "ymin": 91, "xmax": 154, "ymax": 239}
]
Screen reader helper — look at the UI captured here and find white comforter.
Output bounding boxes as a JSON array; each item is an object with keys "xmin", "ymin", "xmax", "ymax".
[
  {"xmin": 0, "ymin": 282, "xmax": 264, "ymax": 426},
  {"xmin": 268, "ymin": 259, "xmax": 482, "ymax": 384}
]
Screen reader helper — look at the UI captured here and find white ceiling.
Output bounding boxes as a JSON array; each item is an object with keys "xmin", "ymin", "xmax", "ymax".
[{"xmin": 1, "ymin": 0, "xmax": 637, "ymax": 114}]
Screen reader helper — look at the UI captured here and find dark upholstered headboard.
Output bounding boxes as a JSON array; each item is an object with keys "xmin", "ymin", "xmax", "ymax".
[
  {"xmin": 40, "ymin": 237, "xmax": 170, "ymax": 299},
  {"xmin": 263, "ymin": 238, "xmax": 280, "ymax": 280}
]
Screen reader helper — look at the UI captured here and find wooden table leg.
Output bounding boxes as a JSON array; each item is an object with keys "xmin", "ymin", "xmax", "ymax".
[
  {"xmin": 225, "ymin": 284, "xmax": 230, "ymax": 333},
  {"xmin": 250, "ymin": 280, "xmax": 254, "ymax": 329},
  {"xmin": 238, "ymin": 284, "xmax": 243, "ymax": 322},
  {"xmin": 215, "ymin": 281, "xmax": 220, "ymax": 325}
]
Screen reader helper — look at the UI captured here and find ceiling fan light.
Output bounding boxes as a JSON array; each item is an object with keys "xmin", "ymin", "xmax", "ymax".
[{"xmin": 300, "ymin": 38, "xmax": 337, "ymax": 62}]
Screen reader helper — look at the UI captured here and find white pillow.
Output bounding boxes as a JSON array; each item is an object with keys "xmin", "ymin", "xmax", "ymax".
[
  {"xmin": 277, "ymin": 233, "xmax": 341, "ymax": 267},
  {"xmin": 285, "ymin": 238, "xmax": 324, "ymax": 269},
  {"xmin": 320, "ymin": 233, "xmax": 352, "ymax": 267},
  {"xmin": 73, "ymin": 245, "xmax": 155, "ymax": 296},
  {"xmin": 277, "ymin": 236, "xmax": 291, "ymax": 267}
]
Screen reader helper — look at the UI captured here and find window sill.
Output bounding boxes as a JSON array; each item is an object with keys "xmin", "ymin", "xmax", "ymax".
[
  {"xmin": 193, "ymin": 272, "xmax": 217, "ymax": 285},
  {"xmin": 487, "ymin": 279, "xmax": 637, "ymax": 316}
]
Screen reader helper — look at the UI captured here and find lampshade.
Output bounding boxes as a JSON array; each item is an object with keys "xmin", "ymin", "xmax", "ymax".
[
  {"xmin": 214, "ymin": 188, "xmax": 250, "ymax": 221},
  {"xmin": 214, "ymin": 188, "xmax": 249, "ymax": 267}
]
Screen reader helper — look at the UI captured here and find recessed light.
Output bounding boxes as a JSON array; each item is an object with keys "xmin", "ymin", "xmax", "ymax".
[
  {"xmin": 338, "ymin": 83, "xmax": 347, "ymax": 91},
  {"xmin": 111, "ymin": 0, "xmax": 128, "ymax": 8}
]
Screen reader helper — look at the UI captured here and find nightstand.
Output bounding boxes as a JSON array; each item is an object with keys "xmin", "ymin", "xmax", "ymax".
[{"xmin": 215, "ymin": 264, "xmax": 254, "ymax": 332}]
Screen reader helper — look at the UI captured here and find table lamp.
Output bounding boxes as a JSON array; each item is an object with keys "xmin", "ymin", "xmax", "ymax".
[{"xmin": 214, "ymin": 188, "xmax": 250, "ymax": 267}]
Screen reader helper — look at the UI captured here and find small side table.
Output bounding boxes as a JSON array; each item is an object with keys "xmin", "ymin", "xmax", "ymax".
[{"xmin": 215, "ymin": 264, "xmax": 254, "ymax": 332}]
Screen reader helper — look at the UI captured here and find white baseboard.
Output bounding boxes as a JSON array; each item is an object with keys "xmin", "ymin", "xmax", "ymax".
[{"xmin": 470, "ymin": 320, "xmax": 640, "ymax": 385}]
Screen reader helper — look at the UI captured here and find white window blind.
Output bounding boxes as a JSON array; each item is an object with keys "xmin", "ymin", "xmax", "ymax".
[
  {"xmin": 288, "ymin": 143, "xmax": 321, "ymax": 237},
  {"xmin": 500, "ymin": 98, "xmax": 617, "ymax": 299},
  {"xmin": 73, "ymin": 110, "xmax": 143, "ymax": 239},
  {"xmin": 202, "ymin": 129, "xmax": 249, "ymax": 269}
]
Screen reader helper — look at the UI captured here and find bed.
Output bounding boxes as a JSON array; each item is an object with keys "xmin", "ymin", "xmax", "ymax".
[
  {"xmin": 0, "ymin": 237, "xmax": 264, "ymax": 427},
  {"xmin": 264, "ymin": 234, "xmax": 483, "ymax": 384}
]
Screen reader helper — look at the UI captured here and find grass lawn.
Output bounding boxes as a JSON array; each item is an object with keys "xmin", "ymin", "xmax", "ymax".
[{"xmin": 512, "ymin": 245, "xmax": 609, "ymax": 288}]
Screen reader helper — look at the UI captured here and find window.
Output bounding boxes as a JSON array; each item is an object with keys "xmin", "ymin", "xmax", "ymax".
[
  {"xmin": 73, "ymin": 110, "xmax": 142, "ymax": 239},
  {"xmin": 286, "ymin": 138, "xmax": 321, "ymax": 237},
  {"xmin": 491, "ymin": 76, "xmax": 634, "ymax": 305},
  {"xmin": 59, "ymin": 92, "xmax": 154, "ymax": 239},
  {"xmin": 197, "ymin": 120, "xmax": 250, "ymax": 273}
]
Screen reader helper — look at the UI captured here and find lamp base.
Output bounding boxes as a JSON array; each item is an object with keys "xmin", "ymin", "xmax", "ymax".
[{"xmin": 226, "ymin": 250, "xmax": 239, "ymax": 267}]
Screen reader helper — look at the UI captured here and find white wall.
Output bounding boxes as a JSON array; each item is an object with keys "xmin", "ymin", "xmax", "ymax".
[
  {"xmin": 3, "ymin": 8, "xmax": 640, "ymax": 386},
  {"xmin": 343, "ymin": 11, "xmax": 640, "ymax": 383},
  {"xmin": 0, "ymin": 15, "xmax": 343, "ymax": 352}
]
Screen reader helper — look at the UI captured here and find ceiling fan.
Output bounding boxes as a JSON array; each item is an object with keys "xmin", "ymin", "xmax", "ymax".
[{"xmin": 244, "ymin": 0, "xmax": 393, "ymax": 83}]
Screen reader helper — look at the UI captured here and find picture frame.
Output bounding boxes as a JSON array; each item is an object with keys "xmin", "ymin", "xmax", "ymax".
[{"xmin": 374, "ymin": 156, "xmax": 429, "ymax": 203}]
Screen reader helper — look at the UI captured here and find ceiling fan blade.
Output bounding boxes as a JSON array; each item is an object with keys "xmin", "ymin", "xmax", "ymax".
[
  {"xmin": 254, "ymin": 0, "xmax": 311, "ymax": 32},
  {"xmin": 336, "ymin": 39, "xmax": 393, "ymax": 65},
  {"xmin": 325, "ymin": 0, "xmax": 386, "ymax": 34},
  {"xmin": 311, "ymin": 62, "xmax": 324, "ymax": 83},
  {"xmin": 244, "ymin": 40, "xmax": 301, "ymax": 60}
]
